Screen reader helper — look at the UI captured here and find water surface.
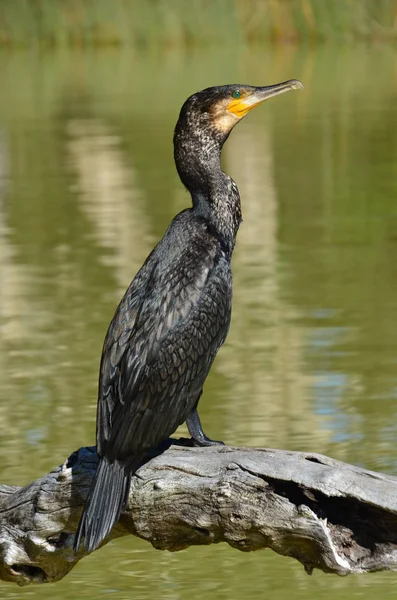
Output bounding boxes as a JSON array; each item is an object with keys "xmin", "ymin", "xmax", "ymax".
[{"xmin": 1, "ymin": 44, "xmax": 397, "ymax": 597}]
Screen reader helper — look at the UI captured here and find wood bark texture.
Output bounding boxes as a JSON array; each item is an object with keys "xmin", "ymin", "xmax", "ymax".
[{"xmin": 1, "ymin": 442, "xmax": 397, "ymax": 586}]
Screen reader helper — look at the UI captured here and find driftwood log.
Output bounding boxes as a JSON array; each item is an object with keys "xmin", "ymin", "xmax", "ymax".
[{"xmin": 1, "ymin": 441, "xmax": 397, "ymax": 586}]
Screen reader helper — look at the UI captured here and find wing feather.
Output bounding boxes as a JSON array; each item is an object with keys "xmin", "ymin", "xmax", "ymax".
[{"xmin": 96, "ymin": 233, "xmax": 227, "ymax": 462}]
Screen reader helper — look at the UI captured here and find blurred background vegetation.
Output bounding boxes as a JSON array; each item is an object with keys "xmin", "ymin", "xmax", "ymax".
[{"xmin": 0, "ymin": 0, "xmax": 397, "ymax": 47}]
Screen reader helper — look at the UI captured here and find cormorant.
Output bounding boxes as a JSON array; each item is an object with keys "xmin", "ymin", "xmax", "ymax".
[{"xmin": 74, "ymin": 79, "xmax": 302, "ymax": 553}]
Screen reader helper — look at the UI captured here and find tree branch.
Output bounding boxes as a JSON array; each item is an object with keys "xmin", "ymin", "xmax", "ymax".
[{"xmin": 1, "ymin": 441, "xmax": 397, "ymax": 586}]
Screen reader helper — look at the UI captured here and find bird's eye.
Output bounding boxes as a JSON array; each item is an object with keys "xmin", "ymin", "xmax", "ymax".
[{"xmin": 232, "ymin": 90, "xmax": 241, "ymax": 99}]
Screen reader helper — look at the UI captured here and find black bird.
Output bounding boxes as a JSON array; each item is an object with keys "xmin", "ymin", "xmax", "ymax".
[{"xmin": 74, "ymin": 79, "xmax": 302, "ymax": 553}]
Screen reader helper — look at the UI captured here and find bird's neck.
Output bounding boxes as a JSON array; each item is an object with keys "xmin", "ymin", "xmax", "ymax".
[{"xmin": 174, "ymin": 132, "xmax": 242, "ymax": 254}]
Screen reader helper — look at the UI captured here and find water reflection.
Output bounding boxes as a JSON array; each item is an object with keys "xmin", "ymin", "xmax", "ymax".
[
  {"xmin": 220, "ymin": 123, "xmax": 323, "ymax": 450},
  {"xmin": 67, "ymin": 119, "xmax": 151, "ymax": 289},
  {"xmin": 0, "ymin": 44, "xmax": 397, "ymax": 598}
]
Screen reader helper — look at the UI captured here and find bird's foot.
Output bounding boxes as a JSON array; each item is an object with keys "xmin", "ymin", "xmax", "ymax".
[
  {"xmin": 190, "ymin": 436, "xmax": 225, "ymax": 448},
  {"xmin": 186, "ymin": 408, "xmax": 225, "ymax": 447}
]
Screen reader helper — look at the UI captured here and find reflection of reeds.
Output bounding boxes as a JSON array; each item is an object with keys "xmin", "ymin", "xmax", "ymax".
[
  {"xmin": 0, "ymin": 0, "xmax": 397, "ymax": 47},
  {"xmin": 67, "ymin": 119, "xmax": 151, "ymax": 293},
  {"xmin": 0, "ymin": 134, "xmax": 49, "ymax": 478},
  {"xmin": 218, "ymin": 123, "xmax": 328, "ymax": 450}
]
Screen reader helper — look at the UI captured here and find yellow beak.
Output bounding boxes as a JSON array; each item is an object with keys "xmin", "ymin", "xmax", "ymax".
[{"xmin": 227, "ymin": 79, "xmax": 303, "ymax": 118}]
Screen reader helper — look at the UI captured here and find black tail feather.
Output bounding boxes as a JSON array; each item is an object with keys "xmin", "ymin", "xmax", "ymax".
[{"xmin": 74, "ymin": 458, "xmax": 131, "ymax": 554}]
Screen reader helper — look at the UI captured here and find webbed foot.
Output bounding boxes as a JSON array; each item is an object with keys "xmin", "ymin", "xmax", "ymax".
[{"xmin": 186, "ymin": 409, "xmax": 225, "ymax": 447}]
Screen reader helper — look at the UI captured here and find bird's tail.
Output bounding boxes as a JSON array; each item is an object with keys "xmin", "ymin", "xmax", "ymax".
[{"xmin": 73, "ymin": 457, "xmax": 131, "ymax": 553}]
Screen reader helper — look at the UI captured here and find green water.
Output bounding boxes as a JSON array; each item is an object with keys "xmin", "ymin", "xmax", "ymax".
[{"xmin": 1, "ymin": 44, "xmax": 397, "ymax": 597}]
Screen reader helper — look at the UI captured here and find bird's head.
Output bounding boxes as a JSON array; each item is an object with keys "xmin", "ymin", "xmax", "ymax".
[
  {"xmin": 175, "ymin": 80, "xmax": 303, "ymax": 143},
  {"xmin": 173, "ymin": 80, "xmax": 303, "ymax": 202}
]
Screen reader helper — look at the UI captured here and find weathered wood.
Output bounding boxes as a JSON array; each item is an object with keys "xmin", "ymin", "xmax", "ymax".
[{"xmin": 1, "ymin": 441, "xmax": 397, "ymax": 586}]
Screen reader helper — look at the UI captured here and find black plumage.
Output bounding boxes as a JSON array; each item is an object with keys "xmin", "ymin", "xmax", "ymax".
[{"xmin": 74, "ymin": 80, "xmax": 302, "ymax": 553}]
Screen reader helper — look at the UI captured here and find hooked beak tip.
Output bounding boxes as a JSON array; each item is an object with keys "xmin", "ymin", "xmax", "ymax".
[{"xmin": 288, "ymin": 79, "xmax": 304, "ymax": 91}]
